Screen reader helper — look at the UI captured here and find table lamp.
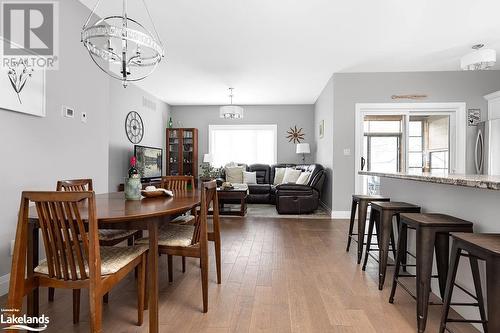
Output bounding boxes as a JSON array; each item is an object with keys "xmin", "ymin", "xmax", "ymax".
[{"xmin": 296, "ymin": 143, "xmax": 310, "ymax": 163}]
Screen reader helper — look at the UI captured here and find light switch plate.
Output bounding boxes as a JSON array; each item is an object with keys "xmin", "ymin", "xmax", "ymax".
[
  {"xmin": 81, "ymin": 112, "xmax": 87, "ymax": 123},
  {"xmin": 343, "ymin": 148, "xmax": 351, "ymax": 156}
]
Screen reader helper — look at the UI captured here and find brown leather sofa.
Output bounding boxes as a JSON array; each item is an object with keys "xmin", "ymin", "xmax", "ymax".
[{"xmin": 220, "ymin": 163, "xmax": 326, "ymax": 214}]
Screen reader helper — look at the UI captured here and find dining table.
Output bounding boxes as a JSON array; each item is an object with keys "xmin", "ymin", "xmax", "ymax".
[{"xmin": 26, "ymin": 190, "xmax": 201, "ymax": 333}]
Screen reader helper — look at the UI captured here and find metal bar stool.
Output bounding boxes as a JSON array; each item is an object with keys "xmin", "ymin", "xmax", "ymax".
[
  {"xmin": 439, "ymin": 233, "xmax": 500, "ymax": 333},
  {"xmin": 346, "ymin": 194, "xmax": 390, "ymax": 264},
  {"xmin": 388, "ymin": 213, "xmax": 474, "ymax": 333},
  {"xmin": 362, "ymin": 202, "xmax": 421, "ymax": 290}
]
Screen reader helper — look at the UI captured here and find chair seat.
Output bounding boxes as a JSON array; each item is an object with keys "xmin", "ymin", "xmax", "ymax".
[
  {"xmin": 451, "ymin": 233, "xmax": 500, "ymax": 256},
  {"xmin": 34, "ymin": 245, "xmax": 147, "ymax": 279},
  {"xmin": 136, "ymin": 224, "xmax": 195, "ymax": 247},
  {"xmin": 352, "ymin": 194, "xmax": 390, "ymax": 201},
  {"xmin": 400, "ymin": 213, "xmax": 473, "ymax": 227},
  {"xmin": 98, "ymin": 229, "xmax": 137, "ymax": 241},
  {"xmin": 371, "ymin": 201, "xmax": 420, "ymax": 211},
  {"xmin": 171, "ymin": 215, "xmax": 196, "ymax": 225}
]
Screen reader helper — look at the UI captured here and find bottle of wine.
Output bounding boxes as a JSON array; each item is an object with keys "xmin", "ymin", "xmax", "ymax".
[
  {"xmin": 168, "ymin": 117, "xmax": 173, "ymax": 128},
  {"xmin": 129, "ymin": 156, "xmax": 139, "ymax": 178}
]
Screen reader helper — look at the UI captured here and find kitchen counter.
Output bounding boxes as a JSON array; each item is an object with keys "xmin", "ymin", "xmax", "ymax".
[{"xmin": 359, "ymin": 171, "xmax": 500, "ymax": 190}]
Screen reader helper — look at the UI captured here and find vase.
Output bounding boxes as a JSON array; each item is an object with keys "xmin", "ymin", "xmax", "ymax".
[{"xmin": 125, "ymin": 177, "xmax": 142, "ymax": 200}]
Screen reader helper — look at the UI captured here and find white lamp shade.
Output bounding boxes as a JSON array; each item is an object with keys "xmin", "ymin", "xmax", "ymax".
[
  {"xmin": 219, "ymin": 105, "xmax": 244, "ymax": 119},
  {"xmin": 296, "ymin": 143, "xmax": 310, "ymax": 154},
  {"xmin": 461, "ymin": 48, "xmax": 496, "ymax": 70},
  {"xmin": 203, "ymin": 153, "xmax": 212, "ymax": 163}
]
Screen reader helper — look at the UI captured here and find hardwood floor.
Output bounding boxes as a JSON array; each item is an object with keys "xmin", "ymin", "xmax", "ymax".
[{"xmin": 1, "ymin": 217, "xmax": 479, "ymax": 333}]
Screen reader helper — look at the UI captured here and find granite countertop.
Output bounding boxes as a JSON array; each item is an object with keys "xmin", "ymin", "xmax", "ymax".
[{"xmin": 358, "ymin": 171, "xmax": 500, "ymax": 190}]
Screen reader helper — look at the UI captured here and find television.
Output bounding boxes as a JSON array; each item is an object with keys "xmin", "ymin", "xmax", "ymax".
[{"xmin": 134, "ymin": 145, "xmax": 163, "ymax": 182}]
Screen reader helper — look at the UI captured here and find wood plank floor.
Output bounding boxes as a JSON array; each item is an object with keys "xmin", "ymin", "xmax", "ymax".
[{"xmin": 1, "ymin": 217, "xmax": 479, "ymax": 333}]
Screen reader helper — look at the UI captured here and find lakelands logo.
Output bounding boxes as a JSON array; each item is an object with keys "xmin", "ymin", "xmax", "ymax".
[
  {"xmin": 1, "ymin": 1, "xmax": 59, "ymax": 69},
  {"xmin": 1, "ymin": 309, "xmax": 49, "ymax": 331}
]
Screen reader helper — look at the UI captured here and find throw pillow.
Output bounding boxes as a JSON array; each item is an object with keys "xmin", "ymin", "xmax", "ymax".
[
  {"xmin": 296, "ymin": 171, "xmax": 312, "ymax": 185},
  {"xmin": 282, "ymin": 168, "xmax": 302, "ymax": 184},
  {"xmin": 243, "ymin": 171, "xmax": 257, "ymax": 184},
  {"xmin": 225, "ymin": 166, "xmax": 244, "ymax": 183},
  {"xmin": 273, "ymin": 167, "xmax": 286, "ymax": 185}
]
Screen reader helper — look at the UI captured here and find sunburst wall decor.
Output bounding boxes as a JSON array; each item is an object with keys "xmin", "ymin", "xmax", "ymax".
[{"xmin": 286, "ymin": 126, "xmax": 305, "ymax": 144}]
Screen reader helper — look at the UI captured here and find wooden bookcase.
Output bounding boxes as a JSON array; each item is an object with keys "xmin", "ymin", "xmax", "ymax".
[{"xmin": 166, "ymin": 128, "xmax": 198, "ymax": 178}]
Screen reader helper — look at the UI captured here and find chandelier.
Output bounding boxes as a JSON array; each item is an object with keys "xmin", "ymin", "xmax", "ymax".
[
  {"xmin": 81, "ymin": 0, "xmax": 165, "ymax": 87},
  {"xmin": 461, "ymin": 44, "xmax": 496, "ymax": 71},
  {"xmin": 220, "ymin": 88, "xmax": 244, "ymax": 119}
]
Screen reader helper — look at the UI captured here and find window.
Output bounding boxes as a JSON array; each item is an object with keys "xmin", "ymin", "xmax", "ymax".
[
  {"xmin": 209, "ymin": 125, "xmax": 277, "ymax": 167},
  {"xmin": 408, "ymin": 120, "xmax": 424, "ymax": 173}
]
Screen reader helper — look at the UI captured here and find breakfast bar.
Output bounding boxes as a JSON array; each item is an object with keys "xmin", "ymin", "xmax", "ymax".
[{"xmin": 359, "ymin": 170, "xmax": 500, "ymax": 330}]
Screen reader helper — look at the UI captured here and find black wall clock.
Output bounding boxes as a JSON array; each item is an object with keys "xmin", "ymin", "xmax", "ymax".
[{"xmin": 125, "ymin": 111, "xmax": 144, "ymax": 144}]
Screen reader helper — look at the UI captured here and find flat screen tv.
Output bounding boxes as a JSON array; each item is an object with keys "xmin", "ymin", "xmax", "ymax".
[{"xmin": 134, "ymin": 145, "xmax": 163, "ymax": 182}]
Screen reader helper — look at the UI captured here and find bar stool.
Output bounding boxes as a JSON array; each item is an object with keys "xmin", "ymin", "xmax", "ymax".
[
  {"xmin": 346, "ymin": 194, "xmax": 390, "ymax": 264},
  {"xmin": 388, "ymin": 213, "xmax": 473, "ymax": 333},
  {"xmin": 440, "ymin": 233, "xmax": 500, "ymax": 333},
  {"xmin": 362, "ymin": 201, "xmax": 421, "ymax": 290}
]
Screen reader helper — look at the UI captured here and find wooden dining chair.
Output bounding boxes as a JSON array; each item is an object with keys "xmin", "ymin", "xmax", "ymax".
[
  {"xmin": 50, "ymin": 179, "xmax": 142, "ymax": 308},
  {"xmin": 137, "ymin": 180, "xmax": 221, "ymax": 312},
  {"xmin": 7, "ymin": 191, "xmax": 147, "ymax": 332},
  {"xmin": 160, "ymin": 175, "xmax": 197, "ymax": 273}
]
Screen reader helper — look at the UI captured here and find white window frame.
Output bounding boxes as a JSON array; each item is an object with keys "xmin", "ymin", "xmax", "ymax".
[
  {"xmin": 208, "ymin": 124, "xmax": 278, "ymax": 166},
  {"xmin": 354, "ymin": 102, "xmax": 466, "ymax": 194}
]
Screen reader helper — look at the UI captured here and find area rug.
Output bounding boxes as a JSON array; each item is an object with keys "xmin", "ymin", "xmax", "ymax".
[{"xmin": 223, "ymin": 204, "xmax": 331, "ymax": 219}]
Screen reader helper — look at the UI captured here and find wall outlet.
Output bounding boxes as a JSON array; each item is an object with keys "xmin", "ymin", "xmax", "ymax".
[
  {"xmin": 343, "ymin": 148, "xmax": 351, "ymax": 156},
  {"xmin": 10, "ymin": 240, "xmax": 15, "ymax": 256},
  {"xmin": 62, "ymin": 105, "xmax": 75, "ymax": 118},
  {"xmin": 81, "ymin": 112, "xmax": 87, "ymax": 123}
]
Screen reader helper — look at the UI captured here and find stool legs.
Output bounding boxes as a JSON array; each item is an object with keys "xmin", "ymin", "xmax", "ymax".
[
  {"xmin": 486, "ymin": 257, "xmax": 500, "ymax": 332},
  {"xmin": 357, "ymin": 200, "xmax": 369, "ymax": 264},
  {"xmin": 434, "ymin": 233, "xmax": 450, "ymax": 299},
  {"xmin": 346, "ymin": 199, "xmax": 358, "ymax": 252},
  {"xmin": 439, "ymin": 241, "xmax": 461, "ymax": 333},
  {"xmin": 389, "ymin": 223, "xmax": 407, "ymax": 303},
  {"xmin": 470, "ymin": 256, "xmax": 488, "ymax": 333},
  {"xmin": 416, "ymin": 228, "xmax": 436, "ymax": 333},
  {"xmin": 378, "ymin": 211, "xmax": 394, "ymax": 290},
  {"xmin": 362, "ymin": 210, "xmax": 378, "ymax": 271}
]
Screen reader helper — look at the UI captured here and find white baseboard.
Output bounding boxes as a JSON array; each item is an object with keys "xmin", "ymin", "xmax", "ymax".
[
  {"xmin": 0, "ymin": 273, "xmax": 10, "ymax": 296},
  {"xmin": 332, "ymin": 210, "xmax": 351, "ymax": 219}
]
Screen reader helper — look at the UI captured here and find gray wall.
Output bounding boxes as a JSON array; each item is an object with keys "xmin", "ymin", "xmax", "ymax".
[
  {"xmin": 170, "ymin": 105, "xmax": 315, "ymax": 166},
  {"xmin": 0, "ymin": 0, "xmax": 170, "ymax": 283},
  {"xmin": 108, "ymin": 81, "xmax": 170, "ymax": 192},
  {"xmin": 313, "ymin": 77, "xmax": 334, "ymax": 210},
  {"xmin": 331, "ymin": 71, "xmax": 500, "ymax": 211}
]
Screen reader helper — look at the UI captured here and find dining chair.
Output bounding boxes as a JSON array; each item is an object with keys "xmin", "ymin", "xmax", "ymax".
[
  {"xmin": 7, "ymin": 191, "xmax": 147, "ymax": 331},
  {"xmin": 137, "ymin": 180, "xmax": 221, "ymax": 312},
  {"xmin": 160, "ymin": 175, "xmax": 197, "ymax": 274},
  {"xmin": 50, "ymin": 179, "xmax": 142, "ymax": 309}
]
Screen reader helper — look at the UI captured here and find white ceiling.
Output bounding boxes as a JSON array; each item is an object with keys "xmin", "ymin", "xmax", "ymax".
[{"xmin": 79, "ymin": 0, "xmax": 500, "ymax": 105}]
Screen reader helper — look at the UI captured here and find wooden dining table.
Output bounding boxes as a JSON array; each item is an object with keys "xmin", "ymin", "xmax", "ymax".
[{"xmin": 26, "ymin": 191, "xmax": 200, "ymax": 333}]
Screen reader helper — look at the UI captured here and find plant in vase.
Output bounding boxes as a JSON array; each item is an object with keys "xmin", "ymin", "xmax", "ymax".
[
  {"xmin": 200, "ymin": 162, "xmax": 221, "ymax": 182},
  {"xmin": 125, "ymin": 156, "xmax": 142, "ymax": 200}
]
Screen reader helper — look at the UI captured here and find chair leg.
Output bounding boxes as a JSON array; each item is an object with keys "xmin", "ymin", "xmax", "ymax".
[
  {"xmin": 200, "ymin": 252, "xmax": 209, "ymax": 313},
  {"xmin": 416, "ymin": 228, "xmax": 436, "ymax": 333},
  {"xmin": 137, "ymin": 254, "xmax": 146, "ymax": 326},
  {"xmin": 378, "ymin": 211, "xmax": 393, "ymax": 291},
  {"xmin": 356, "ymin": 200, "xmax": 369, "ymax": 264},
  {"xmin": 390, "ymin": 220, "xmax": 397, "ymax": 261},
  {"xmin": 396, "ymin": 214, "xmax": 408, "ymax": 272},
  {"xmin": 214, "ymin": 234, "xmax": 222, "ymax": 285},
  {"xmin": 168, "ymin": 254, "xmax": 173, "ymax": 283},
  {"xmin": 486, "ymin": 257, "xmax": 500, "ymax": 333},
  {"xmin": 48, "ymin": 287, "xmax": 55, "ymax": 302},
  {"xmin": 434, "ymin": 233, "xmax": 450, "ymax": 299},
  {"xmin": 389, "ymin": 223, "xmax": 407, "ymax": 304},
  {"xmin": 469, "ymin": 255, "xmax": 488, "ymax": 333},
  {"xmin": 182, "ymin": 256, "xmax": 186, "ymax": 273},
  {"xmin": 346, "ymin": 199, "xmax": 357, "ymax": 252},
  {"xmin": 362, "ymin": 210, "xmax": 376, "ymax": 271},
  {"xmin": 89, "ymin": 289, "xmax": 102, "ymax": 333},
  {"xmin": 439, "ymin": 242, "xmax": 461, "ymax": 333},
  {"xmin": 73, "ymin": 289, "xmax": 80, "ymax": 324}
]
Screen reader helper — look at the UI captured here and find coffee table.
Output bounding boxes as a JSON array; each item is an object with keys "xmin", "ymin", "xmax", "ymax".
[{"xmin": 217, "ymin": 184, "xmax": 248, "ymax": 216}]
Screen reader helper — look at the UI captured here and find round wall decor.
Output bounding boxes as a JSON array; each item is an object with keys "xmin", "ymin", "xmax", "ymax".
[{"xmin": 125, "ymin": 111, "xmax": 144, "ymax": 144}]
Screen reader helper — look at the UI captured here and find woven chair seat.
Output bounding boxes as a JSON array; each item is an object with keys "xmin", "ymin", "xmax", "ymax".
[
  {"xmin": 98, "ymin": 229, "xmax": 137, "ymax": 241},
  {"xmin": 136, "ymin": 224, "xmax": 195, "ymax": 247}
]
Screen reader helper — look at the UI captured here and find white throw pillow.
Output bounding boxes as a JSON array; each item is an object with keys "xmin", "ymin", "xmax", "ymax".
[
  {"xmin": 296, "ymin": 171, "xmax": 312, "ymax": 185},
  {"xmin": 282, "ymin": 168, "xmax": 302, "ymax": 184},
  {"xmin": 243, "ymin": 171, "xmax": 257, "ymax": 184},
  {"xmin": 225, "ymin": 166, "xmax": 244, "ymax": 183},
  {"xmin": 273, "ymin": 168, "xmax": 286, "ymax": 185}
]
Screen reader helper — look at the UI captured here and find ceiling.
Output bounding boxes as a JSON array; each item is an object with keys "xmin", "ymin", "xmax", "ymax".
[{"xmin": 79, "ymin": 0, "xmax": 500, "ymax": 105}]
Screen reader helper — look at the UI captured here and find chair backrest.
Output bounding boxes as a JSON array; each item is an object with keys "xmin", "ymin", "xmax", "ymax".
[
  {"xmin": 56, "ymin": 179, "xmax": 93, "ymax": 192},
  {"xmin": 19, "ymin": 191, "xmax": 99, "ymax": 281},
  {"xmin": 161, "ymin": 176, "xmax": 195, "ymax": 190},
  {"xmin": 192, "ymin": 180, "xmax": 219, "ymax": 245}
]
